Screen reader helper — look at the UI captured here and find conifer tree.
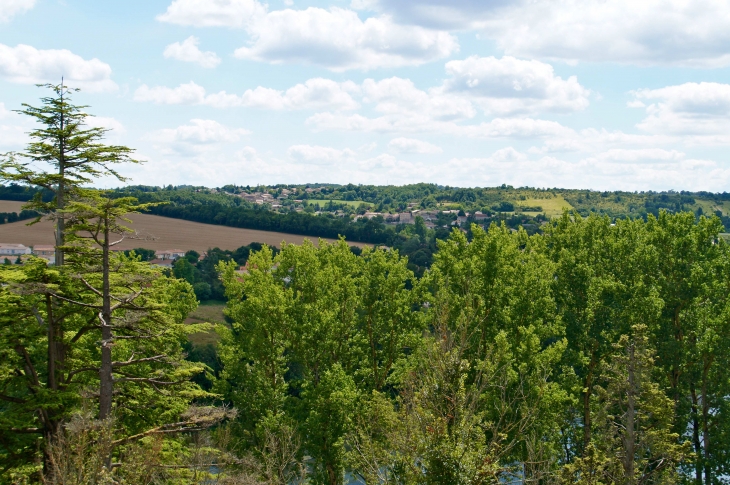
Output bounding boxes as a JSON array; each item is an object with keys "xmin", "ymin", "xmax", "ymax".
[{"xmin": 0, "ymin": 82, "xmax": 138, "ymax": 266}]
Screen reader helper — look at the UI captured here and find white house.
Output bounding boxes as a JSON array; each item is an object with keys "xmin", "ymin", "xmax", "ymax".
[
  {"xmin": 155, "ymin": 249, "xmax": 186, "ymax": 260},
  {"xmin": 0, "ymin": 244, "xmax": 31, "ymax": 256}
]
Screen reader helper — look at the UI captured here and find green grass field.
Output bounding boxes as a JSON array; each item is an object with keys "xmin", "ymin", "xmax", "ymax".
[
  {"xmin": 694, "ymin": 198, "xmax": 730, "ymax": 217},
  {"xmin": 307, "ymin": 199, "xmax": 372, "ymax": 208},
  {"xmin": 516, "ymin": 196, "xmax": 574, "ymax": 217},
  {"xmin": 185, "ymin": 301, "xmax": 227, "ymax": 346}
]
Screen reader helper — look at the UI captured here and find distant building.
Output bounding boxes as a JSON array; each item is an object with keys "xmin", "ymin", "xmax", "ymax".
[
  {"xmin": 0, "ymin": 244, "xmax": 31, "ymax": 256},
  {"xmin": 32, "ymin": 245, "xmax": 55, "ymax": 263},
  {"xmin": 398, "ymin": 212, "xmax": 414, "ymax": 224},
  {"xmin": 155, "ymin": 249, "xmax": 185, "ymax": 260},
  {"xmin": 149, "ymin": 259, "xmax": 174, "ymax": 269}
]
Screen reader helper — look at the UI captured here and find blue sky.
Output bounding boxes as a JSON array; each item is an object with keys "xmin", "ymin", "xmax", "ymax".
[{"xmin": 1, "ymin": 0, "xmax": 730, "ymax": 191}]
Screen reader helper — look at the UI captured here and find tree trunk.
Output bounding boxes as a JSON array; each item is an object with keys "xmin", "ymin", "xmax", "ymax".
[
  {"xmin": 701, "ymin": 364, "xmax": 711, "ymax": 485},
  {"xmin": 623, "ymin": 342, "xmax": 636, "ymax": 485},
  {"xmin": 55, "ymin": 92, "xmax": 65, "ymax": 268},
  {"xmin": 691, "ymin": 385, "xmax": 703, "ymax": 485},
  {"xmin": 99, "ymin": 220, "xmax": 113, "ymax": 421},
  {"xmin": 582, "ymin": 352, "xmax": 597, "ymax": 451}
]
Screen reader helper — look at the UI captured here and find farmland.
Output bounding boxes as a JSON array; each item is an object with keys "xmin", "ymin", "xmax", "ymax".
[
  {"xmin": 0, "ymin": 200, "xmax": 365, "ymax": 251},
  {"xmin": 306, "ymin": 198, "xmax": 372, "ymax": 208}
]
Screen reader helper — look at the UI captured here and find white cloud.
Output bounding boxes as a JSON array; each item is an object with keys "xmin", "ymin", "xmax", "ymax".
[
  {"xmin": 632, "ymin": 82, "xmax": 730, "ymax": 136},
  {"xmin": 442, "ymin": 56, "xmax": 590, "ymax": 115},
  {"xmin": 589, "ymin": 148, "xmax": 686, "ymax": 163},
  {"xmin": 156, "ymin": 0, "xmax": 266, "ymax": 28},
  {"xmin": 134, "ymin": 81, "xmax": 207, "ymax": 105},
  {"xmin": 0, "ymin": 101, "xmax": 27, "ymax": 149},
  {"xmin": 307, "ymin": 112, "xmax": 572, "ymax": 139},
  {"xmin": 0, "ymin": 102, "xmax": 11, "ymax": 119},
  {"xmin": 150, "ymin": 119, "xmax": 251, "ymax": 155},
  {"xmin": 360, "ymin": 0, "xmax": 730, "ymax": 67},
  {"xmin": 87, "ymin": 116, "xmax": 126, "ymax": 134},
  {"xmin": 134, "ymin": 79, "xmax": 360, "ymax": 111},
  {"xmin": 163, "ymin": 36, "xmax": 221, "ymax": 68},
  {"xmin": 288, "ymin": 144, "xmax": 356, "ymax": 165},
  {"xmin": 0, "ymin": 0, "xmax": 35, "ymax": 23},
  {"xmin": 388, "ymin": 137, "xmax": 442, "ymax": 154},
  {"xmin": 0, "ymin": 43, "xmax": 117, "ymax": 92},
  {"xmin": 81, "ymin": 116, "xmax": 126, "ymax": 144},
  {"xmin": 362, "ymin": 77, "xmax": 474, "ymax": 121},
  {"xmin": 351, "ymin": 0, "xmax": 506, "ymax": 29},
  {"xmin": 234, "ymin": 7, "xmax": 458, "ymax": 71},
  {"xmin": 486, "ymin": 0, "xmax": 730, "ymax": 67},
  {"xmin": 241, "ymin": 79, "xmax": 360, "ymax": 110},
  {"xmin": 435, "ymin": 147, "xmax": 730, "ymax": 192}
]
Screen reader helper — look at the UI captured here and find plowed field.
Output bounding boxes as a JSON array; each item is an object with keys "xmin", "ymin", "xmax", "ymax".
[{"xmin": 0, "ymin": 200, "xmax": 365, "ymax": 251}]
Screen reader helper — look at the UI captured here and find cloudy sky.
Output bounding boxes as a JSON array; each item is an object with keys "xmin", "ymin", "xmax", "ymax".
[{"xmin": 1, "ymin": 0, "xmax": 730, "ymax": 190}]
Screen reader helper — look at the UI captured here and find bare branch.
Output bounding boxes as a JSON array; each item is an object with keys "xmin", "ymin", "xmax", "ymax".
[{"xmin": 112, "ymin": 354, "xmax": 167, "ymax": 368}]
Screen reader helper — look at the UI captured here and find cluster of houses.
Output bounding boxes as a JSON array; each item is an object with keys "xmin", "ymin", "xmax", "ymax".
[
  {"xmin": 0, "ymin": 243, "xmax": 55, "ymax": 264},
  {"xmin": 235, "ymin": 188, "xmax": 299, "ymax": 210},
  {"xmin": 355, "ymin": 210, "xmax": 491, "ymax": 229},
  {"xmin": 148, "ymin": 249, "xmax": 187, "ymax": 268},
  {"xmin": 0, "ymin": 244, "xmax": 189, "ymax": 268}
]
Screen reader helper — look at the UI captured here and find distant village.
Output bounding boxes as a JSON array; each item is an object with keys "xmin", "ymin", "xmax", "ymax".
[{"xmin": 211, "ymin": 185, "xmax": 508, "ymax": 230}]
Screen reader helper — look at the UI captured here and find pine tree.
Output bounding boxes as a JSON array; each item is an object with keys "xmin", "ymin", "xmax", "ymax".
[{"xmin": 588, "ymin": 325, "xmax": 690, "ymax": 484}]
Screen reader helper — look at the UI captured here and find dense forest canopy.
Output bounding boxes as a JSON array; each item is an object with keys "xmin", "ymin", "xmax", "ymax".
[{"xmin": 1, "ymin": 84, "xmax": 730, "ymax": 485}]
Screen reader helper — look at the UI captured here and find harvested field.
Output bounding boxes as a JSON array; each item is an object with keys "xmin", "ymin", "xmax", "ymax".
[{"xmin": 0, "ymin": 200, "xmax": 367, "ymax": 251}]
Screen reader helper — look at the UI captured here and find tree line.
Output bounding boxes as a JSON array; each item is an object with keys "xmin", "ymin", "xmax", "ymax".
[
  {"xmin": 1, "ymin": 83, "xmax": 730, "ymax": 484},
  {"xmin": 212, "ymin": 211, "xmax": 729, "ymax": 484}
]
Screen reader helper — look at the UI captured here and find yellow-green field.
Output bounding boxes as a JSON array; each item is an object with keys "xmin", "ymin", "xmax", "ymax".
[
  {"xmin": 515, "ymin": 196, "xmax": 574, "ymax": 217},
  {"xmin": 307, "ymin": 199, "xmax": 372, "ymax": 208},
  {"xmin": 694, "ymin": 199, "xmax": 730, "ymax": 217},
  {"xmin": 185, "ymin": 301, "xmax": 227, "ymax": 347}
]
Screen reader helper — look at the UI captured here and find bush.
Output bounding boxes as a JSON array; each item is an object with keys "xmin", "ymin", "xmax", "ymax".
[{"xmin": 193, "ymin": 282, "xmax": 212, "ymax": 301}]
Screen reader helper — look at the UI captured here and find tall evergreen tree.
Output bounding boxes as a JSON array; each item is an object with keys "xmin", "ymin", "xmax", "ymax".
[{"xmin": 0, "ymin": 82, "xmax": 138, "ymax": 266}]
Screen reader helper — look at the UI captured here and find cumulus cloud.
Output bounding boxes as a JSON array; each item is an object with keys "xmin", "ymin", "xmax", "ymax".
[
  {"xmin": 442, "ymin": 56, "xmax": 590, "ymax": 115},
  {"xmin": 388, "ymin": 137, "xmax": 442, "ymax": 154},
  {"xmin": 149, "ymin": 119, "xmax": 251, "ymax": 155},
  {"xmin": 163, "ymin": 36, "xmax": 221, "ymax": 68},
  {"xmin": 288, "ymin": 144, "xmax": 356, "ymax": 165},
  {"xmin": 134, "ymin": 82, "xmax": 207, "ymax": 105},
  {"xmin": 157, "ymin": 0, "xmax": 457, "ymax": 70},
  {"xmin": 307, "ymin": 112, "xmax": 572, "ymax": 139},
  {"xmin": 0, "ymin": 43, "xmax": 117, "ymax": 92},
  {"xmin": 437, "ymin": 147, "xmax": 730, "ymax": 192},
  {"xmin": 359, "ymin": 0, "xmax": 730, "ymax": 67},
  {"xmin": 134, "ymin": 79, "xmax": 360, "ymax": 111},
  {"xmin": 156, "ymin": 0, "xmax": 266, "ymax": 28},
  {"xmin": 234, "ymin": 7, "xmax": 458, "ymax": 71},
  {"xmin": 241, "ymin": 79, "xmax": 360, "ymax": 110},
  {"xmin": 632, "ymin": 82, "xmax": 730, "ymax": 136},
  {"xmin": 0, "ymin": 0, "xmax": 35, "ymax": 23},
  {"xmin": 362, "ymin": 77, "xmax": 475, "ymax": 121}
]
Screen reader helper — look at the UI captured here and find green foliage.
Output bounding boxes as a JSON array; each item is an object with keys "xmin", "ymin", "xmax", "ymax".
[{"xmin": 122, "ymin": 247, "xmax": 156, "ymax": 261}]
